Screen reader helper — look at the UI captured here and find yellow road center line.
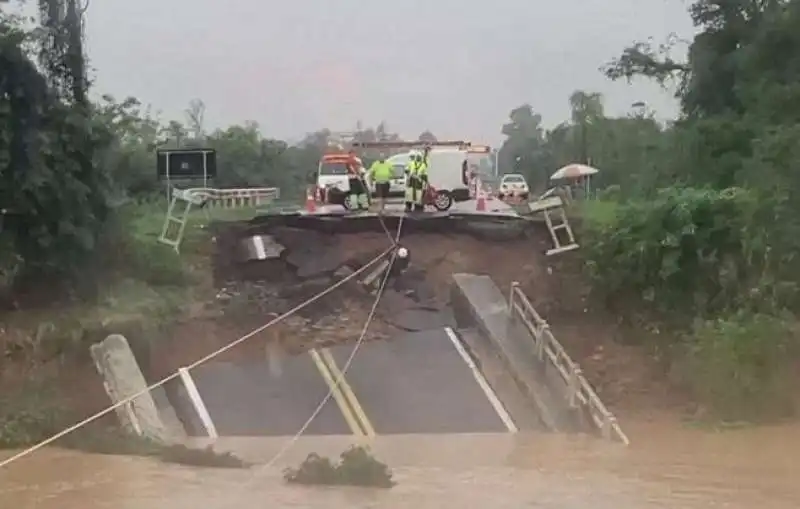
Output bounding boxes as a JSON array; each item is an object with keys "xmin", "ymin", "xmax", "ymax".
[
  {"xmin": 309, "ymin": 349, "xmax": 364, "ymax": 437},
  {"xmin": 320, "ymin": 348, "xmax": 376, "ymax": 438}
]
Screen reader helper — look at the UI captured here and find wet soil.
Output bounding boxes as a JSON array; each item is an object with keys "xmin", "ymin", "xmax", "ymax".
[{"xmin": 312, "ymin": 227, "xmax": 682, "ymax": 419}]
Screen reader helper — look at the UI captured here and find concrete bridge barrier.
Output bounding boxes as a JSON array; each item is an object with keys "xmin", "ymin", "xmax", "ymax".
[{"xmin": 450, "ymin": 273, "xmax": 628, "ymax": 444}]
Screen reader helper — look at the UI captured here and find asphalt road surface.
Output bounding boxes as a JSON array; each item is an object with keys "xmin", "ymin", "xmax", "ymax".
[
  {"xmin": 186, "ymin": 328, "xmax": 517, "ymax": 437},
  {"xmin": 325, "ymin": 329, "xmax": 513, "ymax": 435},
  {"xmin": 190, "ymin": 354, "xmax": 351, "ymax": 436}
]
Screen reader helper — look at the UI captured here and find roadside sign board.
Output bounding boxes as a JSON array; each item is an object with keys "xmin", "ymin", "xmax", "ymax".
[{"xmin": 156, "ymin": 149, "xmax": 217, "ymax": 180}]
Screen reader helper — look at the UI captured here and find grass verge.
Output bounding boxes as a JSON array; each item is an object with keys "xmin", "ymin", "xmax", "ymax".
[{"xmin": 0, "ymin": 201, "xmax": 247, "ymax": 448}]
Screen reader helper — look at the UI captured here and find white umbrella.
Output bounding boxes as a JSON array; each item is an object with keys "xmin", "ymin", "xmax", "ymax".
[{"xmin": 550, "ymin": 163, "xmax": 599, "ymax": 180}]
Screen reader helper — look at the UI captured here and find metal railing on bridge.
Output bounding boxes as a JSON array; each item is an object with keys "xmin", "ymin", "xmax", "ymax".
[
  {"xmin": 508, "ymin": 281, "xmax": 629, "ymax": 445},
  {"xmin": 158, "ymin": 187, "xmax": 280, "ymax": 252}
]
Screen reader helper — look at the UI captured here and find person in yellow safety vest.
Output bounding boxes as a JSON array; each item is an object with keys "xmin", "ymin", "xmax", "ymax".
[
  {"xmin": 404, "ymin": 151, "xmax": 429, "ymax": 212},
  {"xmin": 368, "ymin": 154, "xmax": 393, "ymax": 212}
]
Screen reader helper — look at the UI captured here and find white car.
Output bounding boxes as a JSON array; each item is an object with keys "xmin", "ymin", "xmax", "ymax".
[{"xmin": 498, "ymin": 173, "xmax": 529, "ymax": 199}]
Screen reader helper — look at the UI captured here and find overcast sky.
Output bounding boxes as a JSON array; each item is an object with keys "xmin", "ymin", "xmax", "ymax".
[{"xmin": 77, "ymin": 1, "xmax": 692, "ymax": 143}]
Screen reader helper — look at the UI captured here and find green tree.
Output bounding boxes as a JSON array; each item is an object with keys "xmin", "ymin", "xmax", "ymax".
[
  {"xmin": 568, "ymin": 90, "xmax": 604, "ymax": 165},
  {"xmin": 418, "ymin": 130, "xmax": 437, "ymax": 142},
  {"xmin": 1, "ymin": 4, "xmax": 111, "ymax": 287},
  {"xmin": 591, "ymin": 0, "xmax": 800, "ymax": 419},
  {"xmin": 92, "ymin": 95, "xmax": 161, "ymax": 197},
  {"xmin": 498, "ymin": 104, "xmax": 549, "ymax": 187}
]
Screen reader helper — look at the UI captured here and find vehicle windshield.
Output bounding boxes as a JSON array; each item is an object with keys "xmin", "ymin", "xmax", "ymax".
[
  {"xmin": 468, "ymin": 153, "xmax": 495, "ymax": 175},
  {"xmin": 391, "ymin": 164, "xmax": 406, "ymax": 179},
  {"xmin": 319, "ymin": 162, "xmax": 348, "ymax": 176},
  {"xmin": 502, "ymin": 174, "xmax": 525, "ymax": 183}
]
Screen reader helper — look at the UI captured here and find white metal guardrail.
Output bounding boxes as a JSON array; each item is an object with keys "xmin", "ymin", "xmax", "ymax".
[
  {"xmin": 159, "ymin": 186, "xmax": 280, "ymax": 251},
  {"xmin": 175, "ymin": 187, "xmax": 280, "ymax": 208},
  {"xmin": 508, "ymin": 281, "xmax": 629, "ymax": 444}
]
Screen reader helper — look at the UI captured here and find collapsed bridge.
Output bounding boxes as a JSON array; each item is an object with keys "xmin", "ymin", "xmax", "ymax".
[{"xmin": 90, "ymin": 196, "xmax": 628, "ymax": 456}]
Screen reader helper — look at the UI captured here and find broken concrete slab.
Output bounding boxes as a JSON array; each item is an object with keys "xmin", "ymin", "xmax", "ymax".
[
  {"xmin": 393, "ymin": 271, "xmax": 438, "ymax": 303},
  {"xmin": 239, "ymin": 235, "xmax": 285, "ymax": 262},
  {"xmin": 279, "ymin": 276, "xmax": 335, "ymax": 299},
  {"xmin": 285, "ymin": 248, "xmax": 348, "ymax": 279},
  {"xmin": 333, "ymin": 265, "xmax": 355, "ymax": 280},
  {"xmin": 377, "ymin": 288, "xmax": 417, "ymax": 312},
  {"xmin": 387, "ymin": 307, "xmax": 457, "ymax": 332},
  {"xmin": 90, "ymin": 334, "xmax": 180, "ymax": 443},
  {"xmin": 270, "ymin": 227, "xmax": 337, "ymax": 251}
]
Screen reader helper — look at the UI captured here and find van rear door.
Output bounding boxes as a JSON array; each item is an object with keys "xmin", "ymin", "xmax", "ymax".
[{"xmin": 427, "ymin": 149, "xmax": 469, "ymax": 192}]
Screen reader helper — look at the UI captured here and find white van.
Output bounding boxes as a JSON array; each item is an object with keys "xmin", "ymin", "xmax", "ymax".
[
  {"xmin": 425, "ymin": 148, "xmax": 472, "ymax": 210},
  {"xmin": 373, "ymin": 149, "xmax": 471, "ymax": 210}
]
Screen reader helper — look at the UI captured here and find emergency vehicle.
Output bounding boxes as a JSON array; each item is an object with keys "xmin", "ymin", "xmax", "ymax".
[{"xmin": 314, "ymin": 150, "xmax": 363, "ymax": 206}]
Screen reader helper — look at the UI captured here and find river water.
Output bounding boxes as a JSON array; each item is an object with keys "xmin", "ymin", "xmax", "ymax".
[{"xmin": 2, "ymin": 420, "xmax": 798, "ymax": 509}]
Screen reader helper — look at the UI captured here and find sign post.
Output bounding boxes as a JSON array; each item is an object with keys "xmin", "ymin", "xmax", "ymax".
[
  {"xmin": 157, "ymin": 148, "xmax": 217, "ymax": 200},
  {"xmin": 156, "ymin": 149, "xmax": 217, "ymax": 251}
]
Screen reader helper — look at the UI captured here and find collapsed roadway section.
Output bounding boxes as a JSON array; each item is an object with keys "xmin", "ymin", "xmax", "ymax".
[{"xmin": 91, "ymin": 207, "xmax": 626, "ymax": 446}]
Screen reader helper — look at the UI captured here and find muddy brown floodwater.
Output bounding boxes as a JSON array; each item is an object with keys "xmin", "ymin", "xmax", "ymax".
[{"xmin": 1, "ymin": 419, "xmax": 798, "ymax": 509}]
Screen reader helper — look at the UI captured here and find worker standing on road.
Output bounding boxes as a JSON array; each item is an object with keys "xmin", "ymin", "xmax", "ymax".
[
  {"xmin": 404, "ymin": 149, "xmax": 429, "ymax": 212},
  {"xmin": 368, "ymin": 153, "xmax": 393, "ymax": 212},
  {"xmin": 345, "ymin": 150, "xmax": 369, "ymax": 211}
]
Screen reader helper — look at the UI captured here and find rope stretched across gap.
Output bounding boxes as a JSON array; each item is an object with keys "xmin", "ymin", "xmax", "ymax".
[
  {"xmin": 255, "ymin": 212, "xmax": 406, "ymax": 471},
  {"xmin": 0, "ymin": 246, "xmax": 394, "ymax": 470}
]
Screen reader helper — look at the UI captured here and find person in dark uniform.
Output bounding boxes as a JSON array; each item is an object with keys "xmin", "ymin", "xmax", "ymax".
[
  {"xmin": 390, "ymin": 245, "xmax": 410, "ymax": 277},
  {"xmin": 345, "ymin": 150, "xmax": 369, "ymax": 210}
]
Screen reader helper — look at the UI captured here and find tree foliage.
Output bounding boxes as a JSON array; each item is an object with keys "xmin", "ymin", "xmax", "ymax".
[
  {"xmin": 1, "ymin": 4, "xmax": 110, "ymax": 286},
  {"xmin": 495, "ymin": 0, "xmax": 800, "ymax": 420},
  {"xmin": 0, "ymin": 7, "xmax": 403, "ymax": 300},
  {"xmin": 417, "ymin": 130, "xmax": 437, "ymax": 143},
  {"xmin": 498, "ymin": 94, "xmax": 664, "ymax": 192}
]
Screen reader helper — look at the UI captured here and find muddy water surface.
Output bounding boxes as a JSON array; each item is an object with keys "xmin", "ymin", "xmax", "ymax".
[{"xmin": 1, "ymin": 421, "xmax": 798, "ymax": 509}]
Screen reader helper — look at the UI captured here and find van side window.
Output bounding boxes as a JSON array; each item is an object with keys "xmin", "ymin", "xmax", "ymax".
[{"xmin": 461, "ymin": 160, "xmax": 468, "ymax": 185}]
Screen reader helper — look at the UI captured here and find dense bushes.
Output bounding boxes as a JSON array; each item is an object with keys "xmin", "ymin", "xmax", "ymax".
[
  {"xmin": 557, "ymin": 0, "xmax": 800, "ymax": 422},
  {"xmin": 581, "ymin": 190, "xmax": 799, "ymax": 420},
  {"xmin": 285, "ymin": 447, "xmax": 395, "ymax": 488},
  {"xmin": 582, "ymin": 187, "xmax": 788, "ymax": 320}
]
